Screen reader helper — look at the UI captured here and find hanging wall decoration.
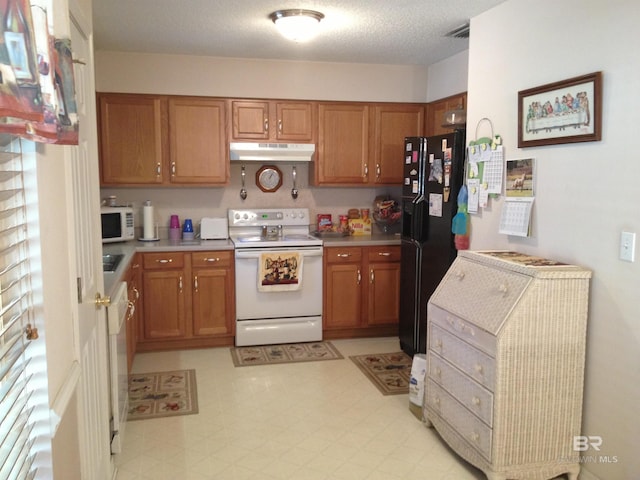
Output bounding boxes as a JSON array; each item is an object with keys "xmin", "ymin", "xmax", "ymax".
[
  {"xmin": 0, "ymin": 0, "xmax": 78, "ymax": 144},
  {"xmin": 518, "ymin": 71, "xmax": 601, "ymax": 148}
]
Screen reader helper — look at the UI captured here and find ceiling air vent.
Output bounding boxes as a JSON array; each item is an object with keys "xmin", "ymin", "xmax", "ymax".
[{"xmin": 445, "ymin": 22, "xmax": 470, "ymax": 39}]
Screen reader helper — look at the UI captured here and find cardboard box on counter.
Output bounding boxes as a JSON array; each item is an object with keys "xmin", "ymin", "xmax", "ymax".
[{"xmin": 348, "ymin": 218, "xmax": 372, "ymax": 236}]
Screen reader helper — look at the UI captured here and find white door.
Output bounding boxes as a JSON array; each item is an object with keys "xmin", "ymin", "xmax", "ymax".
[{"xmin": 69, "ymin": 4, "xmax": 112, "ymax": 479}]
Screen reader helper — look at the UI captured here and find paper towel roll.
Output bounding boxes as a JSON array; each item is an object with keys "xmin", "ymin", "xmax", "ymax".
[{"xmin": 143, "ymin": 202, "xmax": 155, "ymax": 239}]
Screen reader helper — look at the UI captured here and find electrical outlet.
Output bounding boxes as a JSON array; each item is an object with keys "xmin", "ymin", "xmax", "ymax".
[{"xmin": 619, "ymin": 231, "xmax": 636, "ymax": 262}]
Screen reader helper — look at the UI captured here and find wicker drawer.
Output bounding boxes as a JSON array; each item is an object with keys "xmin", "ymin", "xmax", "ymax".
[
  {"xmin": 425, "ymin": 379, "xmax": 492, "ymax": 461},
  {"xmin": 428, "ymin": 352, "xmax": 493, "ymax": 427},
  {"xmin": 192, "ymin": 251, "xmax": 233, "ymax": 268},
  {"xmin": 429, "ymin": 323, "xmax": 495, "ymax": 391},
  {"xmin": 324, "ymin": 247, "xmax": 362, "ymax": 264},
  {"xmin": 430, "ymin": 257, "xmax": 531, "ymax": 334},
  {"xmin": 142, "ymin": 252, "xmax": 185, "ymax": 269},
  {"xmin": 429, "ymin": 304, "xmax": 496, "ymax": 357}
]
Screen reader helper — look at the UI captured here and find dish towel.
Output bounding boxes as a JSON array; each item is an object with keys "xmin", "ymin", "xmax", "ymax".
[{"xmin": 258, "ymin": 251, "xmax": 303, "ymax": 292}]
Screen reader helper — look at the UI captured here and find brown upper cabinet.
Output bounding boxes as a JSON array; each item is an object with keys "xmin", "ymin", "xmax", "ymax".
[
  {"xmin": 425, "ymin": 92, "xmax": 467, "ymax": 137},
  {"xmin": 314, "ymin": 102, "xmax": 424, "ymax": 186},
  {"xmin": 228, "ymin": 99, "xmax": 316, "ymax": 143},
  {"xmin": 98, "ymin": 93, "xmax": 167, "ymax": 185},
  {"xmin": 98, "ymin": 93, "xmax": 229, "ymax": 186}
]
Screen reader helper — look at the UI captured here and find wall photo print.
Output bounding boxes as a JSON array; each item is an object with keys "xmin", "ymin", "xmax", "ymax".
[{"xmin": 518, "ymin": 72, "xmax": 601, "ymax": 147}]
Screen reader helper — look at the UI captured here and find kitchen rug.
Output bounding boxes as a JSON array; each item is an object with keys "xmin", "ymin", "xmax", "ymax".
[
  {"xmin": 230, "ymin": 341, "xmax": 343, "ymax": 367},
  {"xmin": 127, "ymin": 369, "xmax": 198, "ymax": 421},
  {"xmin": 349, "ymin": 352, "xmax": 412, "ymax": 395}
]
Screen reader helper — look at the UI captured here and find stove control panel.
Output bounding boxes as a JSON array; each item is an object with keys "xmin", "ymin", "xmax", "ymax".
[{"xmin": 228, "ymin": 208, "xmax": 309, "ymax": 227}]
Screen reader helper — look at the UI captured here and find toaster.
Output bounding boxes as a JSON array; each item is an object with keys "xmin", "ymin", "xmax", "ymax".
[{"xmin": 200, "ymin": 217, "xmax": 228, "ymax": 239}]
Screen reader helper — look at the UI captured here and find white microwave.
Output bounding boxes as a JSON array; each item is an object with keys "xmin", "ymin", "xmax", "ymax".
[{"xmin": 101, "ymin": 207, "xmax": 135, "ymax": 243}]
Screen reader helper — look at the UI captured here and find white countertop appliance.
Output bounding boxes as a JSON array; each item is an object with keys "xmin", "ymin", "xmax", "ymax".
[
  {"xmin": 200, "ymin": 217, "xmax": 228, "ymax": 239},
  {"xmin": 228, "ymin": 208, "xmax": 323, "ymax": 346}
]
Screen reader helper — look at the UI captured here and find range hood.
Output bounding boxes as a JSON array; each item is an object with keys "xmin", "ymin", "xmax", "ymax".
[{"xmin": 229, "ymin": 142, "xmax": 315, "ymax": 162}]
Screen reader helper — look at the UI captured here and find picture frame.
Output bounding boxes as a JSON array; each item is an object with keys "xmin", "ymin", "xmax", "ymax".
[{"xmin": 518, "ymin": 71, "xmax": 602, "ymax": 148}]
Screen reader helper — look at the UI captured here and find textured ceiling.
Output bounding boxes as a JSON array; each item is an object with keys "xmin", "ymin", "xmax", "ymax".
[{"xmin": 92, "ymin": 0, "xmax": 507, "ymax": 66}]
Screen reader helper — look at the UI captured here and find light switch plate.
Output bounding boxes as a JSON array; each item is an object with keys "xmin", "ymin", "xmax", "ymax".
[{"xmin": 620, "ymin": 231, "xmax": 636, "ymax": 262}]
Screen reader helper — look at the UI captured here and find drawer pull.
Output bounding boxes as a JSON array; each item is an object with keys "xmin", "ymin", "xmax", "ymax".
[
  {"xmin": 156, "ymin": 258, "xmax": 173, "ymax": 264},
  {"xmin": 474, "ymin": 364, "xmax": 484, "ymax": 374},
  {"xmin": 337, "ymin": 253, "xmax": 351, "ymax": 258},
  {"xmin": 205, "ymin": 257, "xmax": 220, "ymax": 262},
  {"xmin": 472, "ymin": 396, "xmax": 481, "ymax": 406},
  {"xmin": 377, "ymin": 251, "xmax": 391, "ymax": 257},
  {"xmin": 455, "ymin": 270, "xmax": 465, "ymax": 280},
  {"xmin": 434, "ymin": 396, "xmax": 440, "ymax": 406},
  {"xmin": 435, "ymin": 339, "xmax": 443, "ymax": 349},
  {"xmin": 434, "ymin": 367, "xmax": 442, "ymax": 377},
  {"xmin": 462, "ymin": 324, "xmax": 475, "ymax": 336},
  {"xmin": 498, "ymin": 283, "xmax": 508, "ymax": 294},
  {"xmin": 470, "ymin": 432, "xmax": 480, "ymax": 443}
]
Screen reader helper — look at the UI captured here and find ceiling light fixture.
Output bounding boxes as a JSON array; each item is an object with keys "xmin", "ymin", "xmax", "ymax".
[{"xmin": 269, "ymin": 9, "xmax": 324, "ymax": 43}]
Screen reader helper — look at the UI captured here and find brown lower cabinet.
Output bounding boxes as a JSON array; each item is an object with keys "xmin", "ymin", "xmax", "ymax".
[
  {"xmin": 137, "ymin": 250, "xmax": 235, "ymax": 351},
  {"xmin": 323, "ymin": 245, "xmax": 401, "ymax": 338}
]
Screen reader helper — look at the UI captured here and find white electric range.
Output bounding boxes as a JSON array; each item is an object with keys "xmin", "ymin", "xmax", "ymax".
[{"xmin": 228, "ymin": 208, "xmax": 323, "ymax": 346}]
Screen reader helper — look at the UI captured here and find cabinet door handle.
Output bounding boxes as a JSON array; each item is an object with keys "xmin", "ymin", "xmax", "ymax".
[
  {"xmin": 171, "ymin": 161, "xmax": 176, "ymax": 176},
  {"xmin": 357, "ymin": 269, "xmax": 361, "ymax": 285},
  {"xmin": 370, "ymin": 269, "xmax": 374, "ymax": 283},
  {"xmin": 278, "ymin": 118, "xmax": 282, "ymax": 133},
  {"xmin": 205, "ymin": 257, "xmax": 220, "ymax": 262},
  {"xmin": 337, "ymin": 253, "xmax": 351, "ymax": 258},
  {"xmin": 194, "ymin": 275, "xmax": 198, "ymax": 292},
  {"xmin": 156, "ymin": 163, "xmax": 161, "ymax": 176},
  {"xmin": 376, "ymin": 164, "xmax": 381, "ymax": 178},
  {"xmin": 264, "ymin": 117, "xmax": 269, "ymax": 133},
  {"xmin": 378, "ymin": 252, "xmax": 391, "ymax": 256},
  {"xmin": 363, "ymin": 164, "xmax": 368, "ymax": 177},
  {"xmin": 127, "ymin": 301, "xmax": 135, "ymax": 320},
  {"xmin": 156, "ymin": 258, "xmax": 173, "ymax": 264},
  {"xmin": 132, "ymin": 287, "xmax": 140, "ymax": 300},
  {"xmin": 179, "ymin": 276, "xmax": 183, "ymax": 291}
]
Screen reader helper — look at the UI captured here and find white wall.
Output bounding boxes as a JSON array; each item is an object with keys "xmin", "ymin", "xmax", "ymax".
[
  {"xmin": 95, "ymin": 51, "xmax": 429, "ymax": 102},
  {"xmin": 426, "ymin": 50, "xmax": 469, "ymax": 102},
  {"xmin": 467, "ymin": 0, "xmax": 639, "ymax": 478}
]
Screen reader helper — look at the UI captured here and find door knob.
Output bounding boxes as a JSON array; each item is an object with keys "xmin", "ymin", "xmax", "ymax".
[{"xmin": 95, "ymin": 292, "xmax": 111, "ymax": 308}]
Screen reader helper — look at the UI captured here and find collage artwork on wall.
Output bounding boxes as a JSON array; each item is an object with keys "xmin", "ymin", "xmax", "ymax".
[{"xmin": 0, "ymin": 0, "xmax": 78, "ymax": 144}]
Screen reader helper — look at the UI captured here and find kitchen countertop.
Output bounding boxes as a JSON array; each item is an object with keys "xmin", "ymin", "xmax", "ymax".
[{"xmin": 102, "ymin": 235, "xmax": 399, "ymax": 296}]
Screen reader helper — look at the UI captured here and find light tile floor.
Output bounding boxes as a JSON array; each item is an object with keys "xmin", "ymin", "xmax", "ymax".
[{"xmin": 115, "ymin": 337, "xmax": 485, "ymax": 480}]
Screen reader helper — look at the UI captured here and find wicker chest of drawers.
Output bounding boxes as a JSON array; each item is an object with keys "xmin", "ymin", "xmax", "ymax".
[{"xmin": 423, "ymin": 251, "xmax": 591, "ymax": 480}]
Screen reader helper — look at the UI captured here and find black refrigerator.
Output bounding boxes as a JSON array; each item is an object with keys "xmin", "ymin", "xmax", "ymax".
[{"xmin": 399, "ymin": 130, "xmax": 466, "ymax": 356}]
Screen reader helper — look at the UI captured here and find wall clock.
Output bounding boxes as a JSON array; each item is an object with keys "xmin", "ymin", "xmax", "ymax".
[{"xmin": 256, "ymin": 165, "xmax": 283, "ymax": 192}]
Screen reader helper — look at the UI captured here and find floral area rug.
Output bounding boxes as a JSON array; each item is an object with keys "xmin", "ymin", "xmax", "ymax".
[
  {"xmin": 128, "ymin": 369, "xmax": 198, "ymax": 420},
  {"xmin": 349, "ymin": 352, "xmax": 412, "ymax": 395},
  {"xmin": 230, "ymin": 341, "xmax": 343, "ymax": 367}
]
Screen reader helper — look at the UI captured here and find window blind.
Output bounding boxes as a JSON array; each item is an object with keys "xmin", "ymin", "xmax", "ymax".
[{"xmin": 0, "ymin": 134, "xmax": 37, "ymax": 480}]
